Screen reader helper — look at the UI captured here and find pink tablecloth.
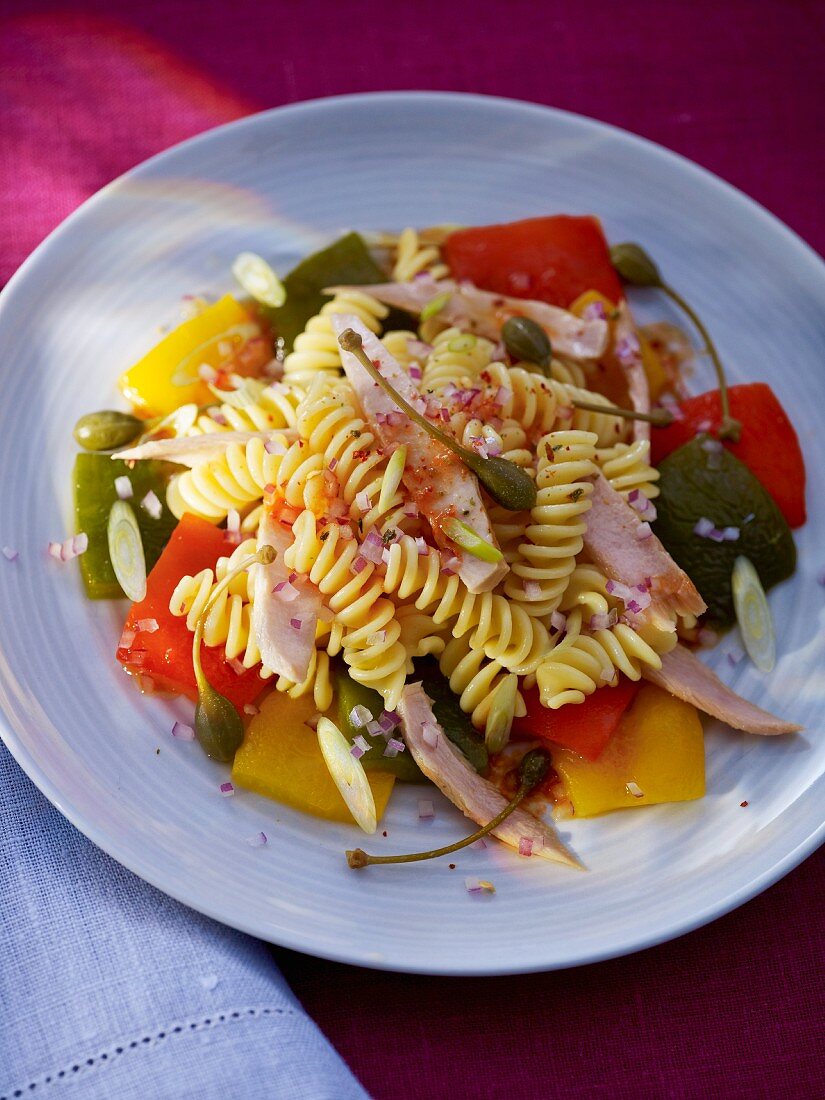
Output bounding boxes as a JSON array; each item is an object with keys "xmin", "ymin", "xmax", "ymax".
[{"xmin": 2, "ymin": 2, "xmax": 823, "ymax": 1096}]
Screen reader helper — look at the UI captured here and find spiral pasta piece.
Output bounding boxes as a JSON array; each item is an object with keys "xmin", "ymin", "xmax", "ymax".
[
  {"xmin": 284, "ymin": 511, "xmax": 407, "ymax": 709},
  {"xmin": 276, "ymin": 648, "xmax": 333, "ymax": 712},
  {"xmin": 186, "ymin": 379, "xmax": 305, "ymax": 435},
  {"xmin": 282, "ymin": 289, "xmax": 388, "ymax": 388},
  {"xmin": 595, "ymin": 439, "xmax": 660, "ymax": 499},
  {"xmin": 503, "ymin": 429, "xmax": 598, "ymax": 618},
  {"xmin": 391, "ymin": 227, "xmax": 450, "ymax": 283},
  {"xmin": 420, "ymin": 329, "xmax": 497, "ymax": 394},
  {"xmin": 168, "ymin": 537, "xmax": 273, "ymax": 676},
  {"xmin": 438, "ymin": 635, "xmax": 527, "ymax": 731},
  {"xmin": 382, "ymin": 535, "xmax": 551, "ymax": 675},
  {"xmin": 380, "ymin": 329, "xmax": 426, "ymax": 373},
  {"xmin": 536, "ymin": 609, "xmax": 663, "ymax": 709}
]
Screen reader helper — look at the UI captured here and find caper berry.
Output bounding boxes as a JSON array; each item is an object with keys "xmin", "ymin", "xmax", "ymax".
[
  {"xmin": 73, "ymin": 410, "xmax": 143, "ymax": 451},
  {"xmin": 501, "ymin": 316, "xmax": 552, "ymax": 371}
]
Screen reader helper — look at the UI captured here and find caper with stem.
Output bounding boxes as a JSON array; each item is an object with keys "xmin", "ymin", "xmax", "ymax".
[
  {"xmin": 191, "ymin": 543, "xmax": 277, "ymax": 761},
  {"xmin": 338, "ymin": 329, "xmax": 536, "ymax": 512},
  {"xmin": 346, "ymin": 747, "xmax": 551, "ymax": 869},
  {"xmin": 610, "ymin": 242, "xmax": 741, "ymax": 441}
]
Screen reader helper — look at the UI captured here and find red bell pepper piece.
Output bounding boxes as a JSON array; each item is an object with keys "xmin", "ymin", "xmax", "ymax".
[
  {"xmin": 444, "ymin": 215, "xmax": 624, "ymax": 309},
  {"xmin": 116, "ymin": 513, "xmax": 264, "ymax": 706},
  {"xmin": 650, "ymin": 383, "xmax": 806, "ymax": 528},
  {"xmin": 513, "ymin": 678, "xmax": 640, "ymax": 761}
]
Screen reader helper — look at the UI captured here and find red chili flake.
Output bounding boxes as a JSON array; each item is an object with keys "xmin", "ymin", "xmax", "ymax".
[
  {"xmin": 352, "ymin": 449, "xmax": 370, "ymax": 460},
  {"xmin": 382, "ymin": 830, "xmax": 388, "ymax": 838},
  {"xmin": 740, "ymin": 800, "xmax": 749, "ymax": 807},
  {"xmin": 449, "ymin": 863, "xmax": 456, "ymax": 870}
]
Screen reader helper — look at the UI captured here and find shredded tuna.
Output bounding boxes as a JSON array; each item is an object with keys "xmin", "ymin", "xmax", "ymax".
[
  {"xmin": 397, "ymin": 683, "xmax": 582, "ymax": 868},
  {"xmin": 251, "ymin": 511, "xmax": 320, "ymax": 682},
  {"xmin": 612, "ymin": 302, "xmax": 651, "ymax": 443},
  {"xmin": 331, "ymin": 314, "xmax": 507, "ymax": 593},
  {"xmin": 326, "ymin": 278, "xmax": 608, "ymax": 360},
  {"xmin": 643, "ymin": 644, "xmax": 801, "ymax": 735},
  {"xmin": 584, "ymin": 473, "xmax": 706, "ymax": 627},
  {"xmin": 113, "ymin": 430, "xmax": 295, "ymax": 467}
]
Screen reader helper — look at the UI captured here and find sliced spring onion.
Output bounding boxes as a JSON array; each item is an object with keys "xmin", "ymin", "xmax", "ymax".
[
  {"xmin": 420, "ymin": 292, "xmax": 450, "ymax": 322},
  {"xmin": 731, "ymin": 556, "xmax": 776, "ymax": 672},
  {"xmin": 316, "ymin": 717, "xmax": 377, "ymax": 834},
  {"xmin": 231, "ymin": 251, "xmax": 286, "ymax": 308},
  {"xmin": 484, "ymin": 674, "xmax": 518, "ymax": 753},
  {"xmin": 377, "ymin": 445, "xmax": 407, "ymax": 514},
  {"xmin": 107, "ymin": 501, "xmax": 147, "ymax": 601},
  {"xmin": 440, "ymin": 517, "xmax": 503, "ymax": 563}
]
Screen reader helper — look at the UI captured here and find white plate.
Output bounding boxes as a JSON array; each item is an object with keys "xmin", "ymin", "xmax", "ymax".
[{"xmin": 1, "ymin": 93, "xmax": 823, "ymax": 975}]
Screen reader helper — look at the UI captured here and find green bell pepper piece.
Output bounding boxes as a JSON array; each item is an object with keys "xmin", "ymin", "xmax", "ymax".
[
  {"xmin": 653, "ymin": 435, "xmax": 796, "ymax": 625},
  {"xmin": 73, "ymin": 453, "xmax": 179, "ymax": 599},
  {"xmin": 414, "ymin": 660, "xmax": 489, "ymax": 775}
]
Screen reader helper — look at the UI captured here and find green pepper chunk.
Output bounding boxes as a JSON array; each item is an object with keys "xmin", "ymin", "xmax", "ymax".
[
  {"xmin": 414, "ymin": 660, "xmax": 489, "ymax": 775},
  {"xmin": 334, "ymin": 664, "xmax": 426, "ymax": 783},
  {"xmin": 266, "ymin": 232, "xmax": 388, "ymax": 353},
  {"xmin": 653, "ymin": 436, "xmax": 795, "ymax": 624},
  {"xmin": 73, "ymin": 453, "xmax": 178, "ymax": 599}
]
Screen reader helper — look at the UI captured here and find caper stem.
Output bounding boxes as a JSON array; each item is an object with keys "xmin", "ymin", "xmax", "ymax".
[
  {"xmin": 346, "ymin": 747, "xmax": 551, "ymax": 869},
  {"xmin": 570, "ymin": 398, "xmax": 674, "ymax": 427},
  {"xmin": 346, "ymin": 783, "xmax": 531, "ymax": 868},
  {"xmin": 339, "ymin": 329, "xmax": 477, "ymax": 465},
  {"xmin": 661, "ymin": 284, "xmax": 741, "ymax": 441}
]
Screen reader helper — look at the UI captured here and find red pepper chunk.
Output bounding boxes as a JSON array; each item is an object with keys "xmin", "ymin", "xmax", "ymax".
[
  {"xmin": 444, "ymin": 215, "xmax": 624, "ymax": 309},
  {"xmin": 513, "ymin": 679, "xmax": 640, "ymax": 762},
  {"xmin": 116, "ymin": 513, "xmax": 263, "ymax": 706},
  {"xmin": 650, "ymin": 383, "xmax": 806, "ymax": 528}
]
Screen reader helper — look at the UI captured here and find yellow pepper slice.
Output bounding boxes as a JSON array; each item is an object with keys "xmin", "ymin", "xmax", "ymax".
[
  {"xmin": 119, "ymin": 294, "xmax": 266, "ymax": 418},
  {"xmin": 552, "ymin": 684, "xmax": 705, "ymax": 816},
  {"xmin": 232, "ymin": 692, "xmax": 395, "ymax": 824},
  {"xmin": 568, "ymin": 288, "xmax": 616, "ymax": 320}
]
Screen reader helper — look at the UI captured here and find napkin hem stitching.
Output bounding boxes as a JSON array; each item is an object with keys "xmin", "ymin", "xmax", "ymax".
[{"xmin": 0, "ymin": 1005, "xmax": 295, "ymax": 1099}]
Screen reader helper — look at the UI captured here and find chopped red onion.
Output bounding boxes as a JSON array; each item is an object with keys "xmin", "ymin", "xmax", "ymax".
[
  {"xmin": 135, "ymin": 618, "xmax": 159, "ymax": 633},
  {"xmin": 384, "ymin": 737, "xmax": 405, "ymax": 757},
  {"xmin": 350, "ymin": 555, "xmax": 368, "ymax": 575},
  {"xmin": 636, "ymin": 522, "xmax": 653, "ymax": 540},
  {"xmin": 272, "ymin": 579, "xmax": 299, "ymax": 602},
  {"xmin": 626, "ymin": 781, "xmax": 644, "ymax": 798},
  {"xmin": 438, "ymin": 407, "xmax": 450, "ymax": 423},
  {"xmin": 615, "ymin": 334, "xmax": 641, "ymax": 364},
  {"xmin": 583, "ymin": 300, "xmax": 607, "ymax": 321},
  {"xmin": 339, "ymin": 524, "xmax": 354, "ymax": 541},
  {"xmin": 351, "ymin": 734, "xmax": 371, "ymax": 755},
  {"xmin": 219, "ymin": 782, "xmax": 235, "ymax": 797},
  {"xmin": 695, "ymin": 419, "xmax": 712, "ymax": 433},
  {"xmin": 422, "ymin": 723, "xmax": 440, "ymax": 748},
  {"xmin": 414, "ymin": 536, "xmax": 428, "ymax": 556},
  {"xmin": 743, "ymin": 512, "xmax": 755, "ymax": 525},
  {"xmin": 600, "ymin": 667, "xmax": 616, "ymax": 682},
  {"xmin": 289, "ymin": 617, "xmax": 302, "ymax": 631},
  {"xmin": 378, "ymin": 710, "xmax": 400, "ymax": 732},
  {"xmin": 119, "ymin": 626, "xmax": 136, "ymax": 650},
  {"xmin": 360, "ymin": 528, "xmax": 384, "ymax": 563},
  {"xmin": 48, "ymin": 541, "xmax": 63, "ymax": 560},
  {"xmin": 722, "ymin": 526, "xmax": 740, "ymax": 541},
  {"xmin": 306, "ymin": 712, "xmax": 321, "ymax": 730},
  {"xmin": 263, "ymin": 483, "xmax": 277, "ymax": 496},
  {"xmin": 556, "ymin": 405, "xmax": 573, "ymax": 420},
  {"xmin": 198, "ymin": 363, "xmax": 218, "ymax": 383},
  {"xmin": 523, "ymin": 580, "xmax": 542, "ymax": 600},
  {"xmin": 442, "ymin": 555, "xmax": 461, "ymax": 575},
  {"xmin": 408, "ymin": 364, "xmax": 423, "ymax": 381},
  {"xmin": 693, "ymin": 517, "xmax": 715, "ymax": 538},
  {"xmin": 518, "ymin": 837, "xmax": 533, "ymax": 857},
  {"xmin": 470, "ymin": 838, "xmax": 488, "ymax": 851},
  {"xmin": 264, "ymin": 438, "xmax": 286, "ymax": 455},
  {"xmin": 141, "ymin": 491, "xmax": 162, "ymax": 520},
  {"xmin": 228, "ymin": 658, "xmax": 247, "ymax": 675},
  {"xmin": 114, "ymin": 475, "xmax": 133, "ymax": 500},
  {"xmin": 356, "ymin": 489, "xmax": 372, "ymax": 514},
  {"xmin": 172, "ymin": 721, "xmax": 195, "ymax": 741},
  {"xmin": 726, "ymin": 646, "xmax": 745, "ymax": 667},
  {"xmin": 243, "ymin": 703, "xmax": 259, "ymax": 716},
  {"xmin": 226, "ymin": 509, "xmax": 240, "ymax": 534},
  {"xmin": 366, "ymin": 630, "xmax": 387, "ymax": 646},
  {"xmin": 403, "ymin": 501, "xmax": 419, "ymax": 518},
  {"xmin": 349, "ymin": 704, "xmax": 373, "ymax": 729},
  {"xmin": 328, "ymin": 456, "xmax": 338, "ymax": 471},
  {"xmin": 407, "ymin": 339, "xmax": 432, "ymax": 359},
  {"xmin": 2, "ymin": 545, "xmax": 18, "ymax": 562},
  {"xmin": 418, "ymin": 799, "xmax": 435, "ymax": 820},
  {"xmin": 465, "ymin": 877, "xmax": 495, "ymax": 895},
  {"xmin": 246, "ymin": 831, "xmax": 268, "ymax": 847},
  {"xmin": 627, "ymin": 489, "xmax": 657, "ymax": 522},
  {"xmin": 495, "ymin": 386, "xmax": 512, "ymax": 407},
  {"xmin": 588, "ymin": 609, "xmax": 618, "ymax": 631},
  {"xmin": 550, "ymin": 610, "xmax": 567, "ymax": 634}
]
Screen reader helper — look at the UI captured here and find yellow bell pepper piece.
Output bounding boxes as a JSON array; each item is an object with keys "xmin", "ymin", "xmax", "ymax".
[
  {"xmin": 638, "ymin": 331, "xmax": 668, "ymax": 401},
  {"xmin": 119, "ymin": 294, "xmax": 264, "ymax": 418},
  {"xmin": 232, "ymin": 692, "xmax": 395, "ymax": 824},
  {"xmin": 552, "ymin": 684, "xmax": 705, "ymax": 817}
]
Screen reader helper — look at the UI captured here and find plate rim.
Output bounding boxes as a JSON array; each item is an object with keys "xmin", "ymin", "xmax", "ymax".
[{"xmin": 1, "ymin": 90, "xmax": 823, "ymax": 975}]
